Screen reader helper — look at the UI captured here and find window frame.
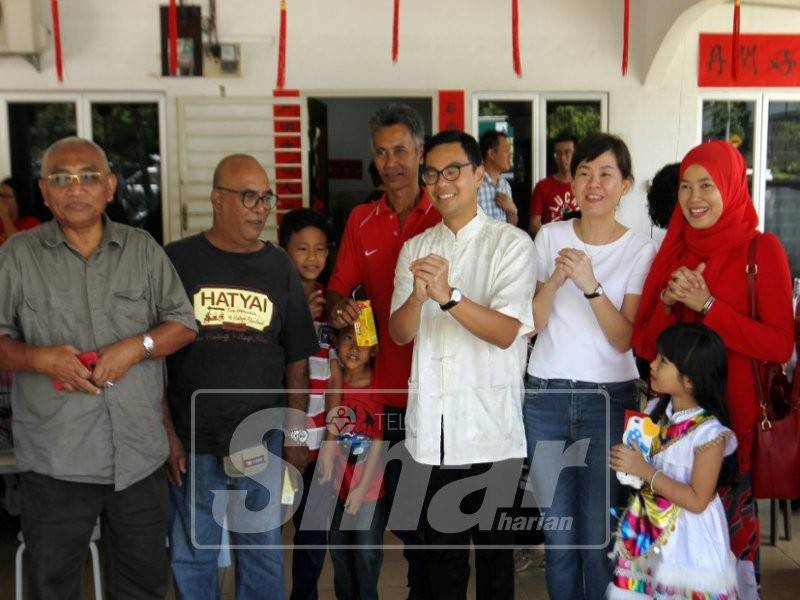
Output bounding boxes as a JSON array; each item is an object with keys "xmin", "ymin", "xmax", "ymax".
[{"xmin": 0, "ymin": 91, "xmax": 168, "ymax": 240}]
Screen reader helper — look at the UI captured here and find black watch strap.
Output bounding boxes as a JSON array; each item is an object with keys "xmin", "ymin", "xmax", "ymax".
[{"xmin": 584, "ymin": 284, "xmax": 604, "ymax": 299}]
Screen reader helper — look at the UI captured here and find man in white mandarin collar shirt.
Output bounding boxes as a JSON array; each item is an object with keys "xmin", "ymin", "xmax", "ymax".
[{"xmin": 389, "ymin": 130, "xmax": 536, "ymax": 600}]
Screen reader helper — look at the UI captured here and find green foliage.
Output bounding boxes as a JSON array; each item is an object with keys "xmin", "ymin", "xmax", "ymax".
[{"xmin": 547, "ymin": 105, "xmax": 601, "ymax": 140}]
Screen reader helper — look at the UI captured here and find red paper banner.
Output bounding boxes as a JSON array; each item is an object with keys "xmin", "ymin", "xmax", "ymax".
[
  {"xmin": 50, "ymin": 0, "xmax": 63, "ymax": 82},
  {"xmin": 168, "ymin": 0, "xmax": 178, "ymax": 76},
  {"xmin": 272, "ymin": 89, "xmax": 303, "ymax": 224},
  {"xmin": 438, "ymin": 91, "xmax": 465, "ymax": 132},
  {"xmin": 512, "ymin": 0, "xmax": 521, "ymax": 77},
  {"xmin": 392, "ymin": 0, "xmax": 400, "ymax": 63},
  {"xmin": 699, "ymin": 33, "xmax": 800, "ymax": 87},
  {"xmin": 622, "ymin": 0, "xmax": 630, "ymax": 76},
  {"xmin": 276, "ymin": 0, "xmax": 287, "ymax": 89}
]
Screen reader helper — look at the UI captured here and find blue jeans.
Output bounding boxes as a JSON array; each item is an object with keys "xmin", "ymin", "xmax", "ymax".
[
  {"xmin": 169, "ymin": 431, "xmax": 285, "ymax": 600},
  {"xmin": 329, "ymin": 497, "xmax": 385, "ymax": 600},
  {"xmin": 523, "ymin": 376, "xmax": 638, "ymax": 600}
]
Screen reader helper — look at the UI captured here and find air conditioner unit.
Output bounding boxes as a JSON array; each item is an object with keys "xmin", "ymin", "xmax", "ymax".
[{"xmin": 0, "ymin": 0, "xmax": 48, "ymax": 55}]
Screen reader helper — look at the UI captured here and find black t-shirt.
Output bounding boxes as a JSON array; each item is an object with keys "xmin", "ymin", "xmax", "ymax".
[{"xmin": 165, "ymin": 234, "xmax": 318, "ymax": 455}]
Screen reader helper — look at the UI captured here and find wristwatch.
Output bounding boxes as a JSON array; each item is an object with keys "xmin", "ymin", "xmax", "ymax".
[
  {"xmin": 142, "ymin": 334, "xmax": 154, "ymax": 360},
  {"xmin": 286, "ymin": 428, "xmax": 309, "ymax": 444},
  {"xmin": 439, "ymin": 287, "xmax": 462, "ymax": 311},
  {"xmin": 584, "ymin": 284, "xmax": 604, "ymax": 299}
]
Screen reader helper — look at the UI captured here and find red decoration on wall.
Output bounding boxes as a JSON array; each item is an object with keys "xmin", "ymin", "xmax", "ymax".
[
  {"xmin": 168, "ymin": 0, "xmax": 178, "ymax": 76},
  {"xmin": 272, "ymin": 89, "xmax": 302, "ymax": 228},
  {"xmin": 698, "ymin": 33, "xmax": 800, "ymax": 87},
  {"xmin": 438, "ymin": 91, "xmax": 465, "ymax": 132},
  {"xmin": 732, "ymin": 0, "xmax": 741, "ymax": 80},
  {"xmin": 276, "ymin": 0, "xmax": 287, "ymax": 88},
  {"xmin": 622, "ymin": 0, "xmax": 630, "ymax": 76},
  {"xmin": 50, "ymin": 0, "xmax": 63, "ymax": 82},
  {"xmin": 392, "ymin": 0, "xmax": 400, "ymax": 63},
  {"xmin": 512, "ymin": 0, "xmax": 522, "ymax": 77}
]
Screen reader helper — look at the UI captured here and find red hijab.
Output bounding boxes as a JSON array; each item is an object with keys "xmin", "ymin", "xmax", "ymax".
[{"xmin": 632, "ymin": 141, "xmax": 758, "ymax": 359}]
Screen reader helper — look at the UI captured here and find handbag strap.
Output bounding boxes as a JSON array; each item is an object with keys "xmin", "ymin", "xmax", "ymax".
[
  {"xmin": 792, "ymin": 286, "xmax": 800, "ymax": 404},
  {"xmin": 746, "ymin": 235, "xmax": 771, "ymax": 428}
]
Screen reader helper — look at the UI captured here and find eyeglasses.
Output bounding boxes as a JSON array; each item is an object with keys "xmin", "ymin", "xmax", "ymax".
[
  {"xmin": 421, "ymin": 162, "xmax": 474, "ymax": 185},
  {"xmin": 45, "ymin": 172, "xmax": 105, "ymax": 188},
  {"xmin": 215, "ymin": 186, "xmax": 277, "ymax": 209}
]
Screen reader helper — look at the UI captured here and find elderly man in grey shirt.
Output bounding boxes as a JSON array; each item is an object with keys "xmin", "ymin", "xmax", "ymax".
[{"xmin": 0, "ymin": 137, "xmax": 197, "ymax": 600}]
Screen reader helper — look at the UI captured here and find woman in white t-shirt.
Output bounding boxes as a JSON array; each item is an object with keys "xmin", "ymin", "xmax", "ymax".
[{"xmin": 524, "ymin": 134, "xmax": 656, "ymax": 600}]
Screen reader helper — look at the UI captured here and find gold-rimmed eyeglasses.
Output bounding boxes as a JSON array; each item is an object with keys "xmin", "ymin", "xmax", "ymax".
[{"xmin": 45, "ymin": 172, "xmax": 106, "ymax": 188}]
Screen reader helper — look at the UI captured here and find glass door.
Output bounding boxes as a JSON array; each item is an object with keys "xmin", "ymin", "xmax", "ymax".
[
  {"xmin": 475, "ymin": 97, "xmax": 535, "ymax": 229},
  {"xmin": 6, "ymin": 101, "xmax": 78, "ymax": 222},
  {"xmin": 763, "ymin": 98, "xmax": 800, "ymax": 278}
]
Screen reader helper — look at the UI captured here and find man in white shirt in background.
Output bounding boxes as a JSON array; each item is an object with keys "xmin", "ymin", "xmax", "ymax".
[
  {"xmin": 476, "ymin": 130, "xmax": 519, "ymax": 225},
  {"xmin": 389, "ymin": 130, "xmax": 536, "ymax": 599}
]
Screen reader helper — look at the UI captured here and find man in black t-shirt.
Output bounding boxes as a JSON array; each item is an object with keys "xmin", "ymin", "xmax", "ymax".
[{"xmin": 165, "ymin": 154, "xmax": 318, "ymax": 598}]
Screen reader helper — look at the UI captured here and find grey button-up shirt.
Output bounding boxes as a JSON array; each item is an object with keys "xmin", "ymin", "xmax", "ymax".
[{"xmin": 0, "ymin": 217, "xmax": 197, "ymax": 490}]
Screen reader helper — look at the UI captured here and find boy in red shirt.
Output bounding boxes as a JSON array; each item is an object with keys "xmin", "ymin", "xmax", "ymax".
[
  {"xmin": 320, "ymin": 325, "xmax": 384, "ymax": 600},
  {"xmin": 280, "ymin": 208, "xmax": 335, "ymax": 600}
]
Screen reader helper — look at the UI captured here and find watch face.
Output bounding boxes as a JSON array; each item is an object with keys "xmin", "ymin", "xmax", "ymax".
[
  {"xmin": 290, "ymin": 429, "xmax": 309, "ymax": 443},
  {"xmin": 452, "ymin": 288, "xmax": 462, "ymax": 302}
]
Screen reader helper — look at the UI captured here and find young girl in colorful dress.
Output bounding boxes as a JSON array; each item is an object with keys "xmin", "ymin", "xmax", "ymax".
[{"xmin": 608, "ymin": 322, "xmax": 739, "ymax": 599}]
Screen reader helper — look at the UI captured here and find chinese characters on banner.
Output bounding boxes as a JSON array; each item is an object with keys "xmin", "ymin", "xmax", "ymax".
[
  {"xmin": 438, "ymin": 91, "xmax": 465, "ymax": 131},
  {"xmin": 699, "ymin": 34, "xmax": 800, "ymax": 87}
]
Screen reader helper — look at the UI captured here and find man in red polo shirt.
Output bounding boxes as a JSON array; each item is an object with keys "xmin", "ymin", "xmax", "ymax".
[
  {"xmin": 327, "ymin": 103, "xmax": 440, "ymax": 599},
  {"xmin": 529, "ymin": 133, "xmax": 579, "ymax": 236}
]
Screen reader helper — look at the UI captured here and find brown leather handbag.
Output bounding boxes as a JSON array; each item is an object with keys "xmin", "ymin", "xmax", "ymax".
[{"xmin": 746, "ymin": 235, "xmax": 800, "ymax": 500}]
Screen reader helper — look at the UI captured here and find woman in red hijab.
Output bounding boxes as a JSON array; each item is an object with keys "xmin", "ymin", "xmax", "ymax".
[{"xmin": 632, "ymin": 140, "xmax": 794, "ymax": 599}]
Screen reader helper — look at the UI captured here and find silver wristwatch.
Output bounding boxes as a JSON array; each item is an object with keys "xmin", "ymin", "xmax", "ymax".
[
  {"xmin": 142, "ymin": 334, "xmax": 154, "ymax": 360},
  {"xmin": 584, "ymin": 284, "xmax": 604, "ymax": 300},
  {"xmin": 287, "ymin": 428, "xmax": 309, "ymax": 445},
  {"xmin": 439, "ymin": 287, "xmax": 462, "ymax": 311}
]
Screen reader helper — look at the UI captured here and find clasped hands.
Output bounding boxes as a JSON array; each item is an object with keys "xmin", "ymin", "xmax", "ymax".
[
  {"xmin": 661, "ymin": 263, "xmax": 712, "ymax": 313},
  {"xmin": 409, "ymin": 254, "xmax": 452, "ymax": 305},
  {"xmin": 33, "ymin": 337, "xmax": 142, "ymax": 394},
  {"xmin": 549, "ymin": 248, "xmax": 599, "ymax": 294}
]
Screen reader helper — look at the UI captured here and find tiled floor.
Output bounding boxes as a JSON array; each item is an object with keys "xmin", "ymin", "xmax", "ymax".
[{"xmin": 1, "ymin": 500, "xmax": 799, "ymax": 598}]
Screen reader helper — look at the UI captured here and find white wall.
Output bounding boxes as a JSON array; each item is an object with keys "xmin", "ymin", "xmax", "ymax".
[{"xmin": 1, "ymin": 0, "xmax": 799, "ymax": 240}]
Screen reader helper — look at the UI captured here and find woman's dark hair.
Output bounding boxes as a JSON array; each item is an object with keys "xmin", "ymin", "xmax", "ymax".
[
  {"xmin": 649, "ymin": 323, "xmax": 739, "ymax": 486},
  {"xmin": 278, "ymin": 208, "xmax": 330, "ymax": 249},
  {"xmin": 570, "ymin": 133, "xmax": 633, "ymax": 181},
  {"xmin": 647, "ymin": 163, "xmax": 680, "ymax": 229}
]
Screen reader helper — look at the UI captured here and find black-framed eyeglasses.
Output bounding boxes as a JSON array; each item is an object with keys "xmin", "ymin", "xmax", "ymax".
[
  {"xmin": 215, "ymin": 186, "xmax": 277, "ymax": 209},
  {"xmin": 45, "ymin": 172, "xmax": 106, "ymax": 188},
  {"xmin": 421, "ymin": 162, "xmax": 474, "ymax": 185}
]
